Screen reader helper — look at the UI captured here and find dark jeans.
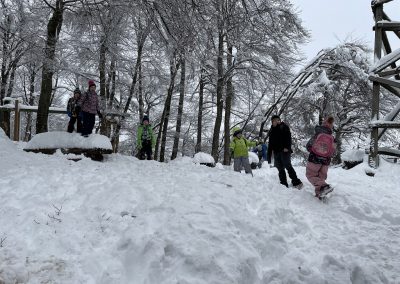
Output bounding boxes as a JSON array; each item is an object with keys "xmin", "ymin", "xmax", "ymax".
[
  {"xmin": 139, "ymin": 141, "xmax": 152, "ymax": 160},
  {"xmin": 67, "ymin": 116, "xmax": 82, "ymax": 133},
  {"xmin": 81, "ymin": 111, "xmax": 96, "ymax": 136},
  {"xmin": 273, "ymin": 151, "xmax": 301, "ymax": 187}
]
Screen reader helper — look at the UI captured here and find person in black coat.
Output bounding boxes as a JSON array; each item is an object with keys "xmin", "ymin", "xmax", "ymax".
[
  {"xmin": 267, "ymin": 115, "xmax": 302, "ymax": 188},
  {"xmin": 67, "ymin": 88, "xmax": 82, "ymax": 133}
]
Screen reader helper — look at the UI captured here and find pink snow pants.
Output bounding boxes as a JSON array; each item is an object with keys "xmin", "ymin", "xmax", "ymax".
[{"xmin": 306, "ymin": 162, "xmax": 329, "ymax": 195}]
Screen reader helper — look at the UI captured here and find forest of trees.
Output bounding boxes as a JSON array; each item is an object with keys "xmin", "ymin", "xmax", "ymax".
[{"xmin": 0, "ymin": 0, "xmax": 395, "ymax": 164}]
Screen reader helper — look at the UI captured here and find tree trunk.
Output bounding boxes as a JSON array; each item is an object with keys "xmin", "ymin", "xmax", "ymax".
[
  {"xmin": 153, "ymin": 109, "xmax": 165, "ymax": 160},
  {"xmin": 223, "ymin": 45, "xmax": 233, "ymax": 165},
  {"xmin": 99, "ymin": 35, "xmax": 107, "ymax": 135},
  {"xmin": 332, "ymin": 129, "xmax": 342, "ymax": 165},
  {"xmin": 0, "ymin": 15, "xmax": 10, "ymax": 136},
  {"xmin": 211, "ymin": 29, "xmax": 225, "ymax": 162},
  {"xmin": 138, "ymin": 61, "xmax": 144, "ymax": 122},
  {"xmin": 36, "ymin": 0, "xmax": 64, "ymax": 134},
  {"xmin": 23, "ymin": 67, "xmax": 36, "ymax": 141},
  {"xmin": 159, "ymin": 53, "xmax": 180, "ymax": 162},
  {"xmin": 171, "ymin": 56, "xmax": 186, "ymax": 160},
  {"xmin": 195, "ymin": 68, "xmax": 205, "ymax": 153},
  {"xmin": 6, "ymin": 60, "xmax": 18, "ymax": 98}
]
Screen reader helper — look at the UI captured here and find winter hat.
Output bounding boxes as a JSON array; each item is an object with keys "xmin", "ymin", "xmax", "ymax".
[
  {"xmin": 142, "ymin": 115, "xmax": 149, "ymax": 123},
  {"xmin": 73, "ymin": 87, "xmax": 81, "ymax": 95},
  {"xmin": 88, "ymin": 80, "xmax": 96, "ymax": 88},
  {"xmin": 271, "ymin": 114, "xmax": 280, "ymax": 121},
  {"xmin": 232, "ymin": 127, "xmax": 242, "ymax": 136}
]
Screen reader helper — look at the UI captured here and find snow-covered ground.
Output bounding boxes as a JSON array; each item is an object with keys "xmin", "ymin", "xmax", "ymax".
[{"xmin": 1, "ymin": 130, "xmax": 399, "ymax": 284}]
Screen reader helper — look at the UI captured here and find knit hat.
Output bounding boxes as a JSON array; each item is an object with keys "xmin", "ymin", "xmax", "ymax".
[
  {"xmin": 73, "ymin": 87, "xmax": 81, "ymax": 95},
  {"xmin": 231, "ymin": 127, "xmax": 242, "ymax": 136},
  {"xmin": 88, "ymin": 80, "xmax": 96, "ymax": 88},
  {"xmin": 142, "ymin": 115, "xmax": 149, "ymax": 123},
  {"xmin": 271, "ymin": 114, "xmax": 280, "ymax": 121}
]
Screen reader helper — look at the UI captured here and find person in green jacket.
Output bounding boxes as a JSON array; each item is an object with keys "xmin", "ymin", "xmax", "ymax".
[
  {"xmin": 137, "ymin": 116, "xmax": 156, "ymax": 160},
  {"xmin": 229, "ymin": 127, "xmax": 257, "ymax": 175}
]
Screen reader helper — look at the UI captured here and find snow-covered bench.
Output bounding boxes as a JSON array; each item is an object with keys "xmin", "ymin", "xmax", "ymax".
[{"xmin": 23, "ymin": 132, "xmax": 112, "ymax": 161}]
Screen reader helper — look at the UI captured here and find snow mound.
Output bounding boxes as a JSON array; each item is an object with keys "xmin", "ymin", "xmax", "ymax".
[
  {"xmin": 342, "ymin": 149, "xmax": 365, "ymax": 162},
  {"xmin": 248, "ymin": 151, "xmax": 259, "ymax": 164},
  {"xmin": 24, "ymin": 131, "xmax": 112, "ymax": 150},
  {"xmin": 193, "ymin": 152, "xmax": 215, "ymax": 164}
]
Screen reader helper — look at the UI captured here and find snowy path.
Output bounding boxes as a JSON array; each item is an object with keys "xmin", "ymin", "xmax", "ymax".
[{"xmin": 1, "ymin": 133, "xmax": 400, "ymax": 283}]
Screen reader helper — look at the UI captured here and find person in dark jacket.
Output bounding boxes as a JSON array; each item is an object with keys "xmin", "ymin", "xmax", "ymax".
[
  {"xmin": 78, "ymin": 80, "xmax": 103, "ymax": 137},
  {"xmin": 137, "ymin": 116, "xmax": 155, "ymax": 160},
  {"xmin": 267, "ymin": 115, "xmax": 302, "ymax": 188},
  {"xmin": 67, "ymin": 88, "xmax": 82, "ymax": 133}
]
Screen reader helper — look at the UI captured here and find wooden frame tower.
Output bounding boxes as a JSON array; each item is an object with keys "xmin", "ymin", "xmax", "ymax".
[{"xmin": 369, "ymin": 0, "xmax": 400, "ymax": 168}]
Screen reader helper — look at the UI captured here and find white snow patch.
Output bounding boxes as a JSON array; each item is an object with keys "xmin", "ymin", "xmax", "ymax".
[
  {"xmin": 193, "ymin": 152, "xmax": 215, "ymax": 164},
  {"xmin": 342, "ymin": 149, "xmax": 365, "ymax": 162},
  {"xmin": 24, "ymin": 131, "xmax": 112, "ymax": 150},
  {"xmin": 248, "ymin": 151, "xmax": 259, "ymax": 164}
]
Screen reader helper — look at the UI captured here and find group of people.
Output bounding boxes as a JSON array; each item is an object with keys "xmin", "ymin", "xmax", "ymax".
[
  {"xmin": 67, "ymin": 84, "xmax": 336, "ymax": 198},
  {"xmin": 230, "ymin": 114, "xmax": 336, "ymax": 199},
  {"xmin": 66, "ymin": 80, "xmax": 103, "ymax": 137}
]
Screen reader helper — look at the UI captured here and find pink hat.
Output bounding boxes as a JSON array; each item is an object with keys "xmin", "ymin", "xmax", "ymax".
[{"xmin": 88, "ymin": 80, "xmax": 96, "ymax": 88}]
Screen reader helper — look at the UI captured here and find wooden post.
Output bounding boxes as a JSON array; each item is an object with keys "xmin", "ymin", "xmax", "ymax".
[
  {"xmin": 13, "ymin": 100, "xmax": 20, "ymax": 141},
  {"xmin": 369, "ymin": 4, "xmax": 383, "ymax": 168}
]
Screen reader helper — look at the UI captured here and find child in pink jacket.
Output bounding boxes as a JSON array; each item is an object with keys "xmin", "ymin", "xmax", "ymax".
[{"xmin": 305, "ymin": 116, "xmax": 336, "ymax": 198}]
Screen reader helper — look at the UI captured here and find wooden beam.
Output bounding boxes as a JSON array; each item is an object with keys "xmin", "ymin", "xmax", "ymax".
[
  {"xmin": 13, "ymin": 100, "xmax": 20, "ymax": 141},
  {"xmin": 369, "ymin": 75, "xmax": 400, "ymax": 90},
  {"xmin": 375, "ymin": 21, "xmax": 400, "ymax": 31},
  {"xmin": 377, "ymin": 68, "xmax": 400, "ymax": 78},
  {"xmin": 380, "ymin": 82, "xmax": 400, "ymax": 99},
  {"xmin": 370, "ymin": 121, "xmax": 400, "ymax": 128}
]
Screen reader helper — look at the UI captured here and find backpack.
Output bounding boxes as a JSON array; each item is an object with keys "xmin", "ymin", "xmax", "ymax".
[{"xmin": 310, "ymin": 133, "xmax": 335, "ymax": 158}]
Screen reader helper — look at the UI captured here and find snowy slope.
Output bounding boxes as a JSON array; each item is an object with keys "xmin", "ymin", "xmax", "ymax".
[{"xmin": 0, "ymin": 130, "xmax": 399, "ymax": 284}]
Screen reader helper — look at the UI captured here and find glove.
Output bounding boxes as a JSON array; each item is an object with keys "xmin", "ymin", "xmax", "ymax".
[
  {"xmin": 67, "ymin": 111, "xmax": 72, "ymax": 118},
  {"xmin": 72, "ymin": 111, "xmax": 77, "ymax": 118},
  {"xmin": 97, "ymin": 111, "xmax": 103, "ymax": 119}
]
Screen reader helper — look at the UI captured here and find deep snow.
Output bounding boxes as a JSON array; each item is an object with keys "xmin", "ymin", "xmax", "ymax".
[{"xmin": 0, "ymin": 130, "xmax": 399, "ymax": 284}]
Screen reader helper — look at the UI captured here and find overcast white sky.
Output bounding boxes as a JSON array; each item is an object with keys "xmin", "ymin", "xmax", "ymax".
[{"xmin": 291, "ymin": 0, "xmax": 400, "ymax": 63}]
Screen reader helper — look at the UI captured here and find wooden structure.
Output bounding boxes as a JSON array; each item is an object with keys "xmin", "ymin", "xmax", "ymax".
[
  {"xmin": 369, "ymin": 0, "xmax": 400, "ymax": 168},
  {"xmin": 0, "ymin": 98, "xmax": 66, "ymax": 141}
]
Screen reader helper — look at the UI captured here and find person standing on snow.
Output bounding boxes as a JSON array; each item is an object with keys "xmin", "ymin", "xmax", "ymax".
[
  {"xmin": 79, "ymin": 80, "xmax": 103, "ymax": 137},
  {"xmin": 67, "ymin": 88, "xmax": 82, "ymax": 133},
  {"xmin": 266, "ymin": 115, "xmax": 303, "ymax": 188},
  {"xmin": 137, "ymin": 116, "xmax": 155, "ymax": 160},
  {"xmin": 229, "ymin": 127, "xmax": 257, "ymax": 175},
  {"xmin": 305, "ymin": 116, "xmax": 336, "ymax": 198}
]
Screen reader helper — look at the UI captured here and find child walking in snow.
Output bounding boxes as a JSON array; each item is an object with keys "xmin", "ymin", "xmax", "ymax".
[
  {"xmin": 306, "ymin": 116, "xmax": 336, "ymax": 198},
  {"xmin": 229, "ymin": 127, "xmax": 257, "ymax": 175}
]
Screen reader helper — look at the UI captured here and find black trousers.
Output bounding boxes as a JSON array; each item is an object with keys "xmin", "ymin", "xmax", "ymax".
[
  {"xmin": 139, "ymin": 140, "xmax": 153, "ymax": 160},
  {"xmin": 81, "ymin": 111, "xmax": 96, "ymax": 136},
  {"xmin": 273, "ymin": 151, "xmax": 301, "ymax": 187},
  {"xmin": 67, "ymin": 116, "xmax": 82, "ymax": 133}
]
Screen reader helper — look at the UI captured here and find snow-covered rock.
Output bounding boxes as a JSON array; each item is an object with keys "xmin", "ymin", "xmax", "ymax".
[{"xmin": 193, "ymin": 152, "xmax": 215, "ymax": 164}]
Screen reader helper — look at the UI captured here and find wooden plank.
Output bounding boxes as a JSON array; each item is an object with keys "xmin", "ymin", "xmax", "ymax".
[
  {"xmin": 370, "ymin": 121, "xmax": 400, "ymax": 128},
  {"xmin": 377, "ymin": 68, "xmax": 400, "ymax": 78},
  {"xmin": 13, "ymin": 100, "xmax": 20, "ymax": 141},
  {"xmin": 369, "ymin": 75, "xmax": 400, "ymax": 90},
  {"xmin": 378, "ymin": 148, "xmax": 400, "ymax": 158},
  {"xmin": 380, "ymin": 83, "xmax": 400, "ymax": 98},
  {"xmin": 375, "ymin": 21, "xmax": 400, "ymax": 31}
]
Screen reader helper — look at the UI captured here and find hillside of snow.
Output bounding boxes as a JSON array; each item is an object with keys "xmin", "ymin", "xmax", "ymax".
[{"xmin": 1, "ymin": 130, "xmax": 399, "ymax": 284}]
